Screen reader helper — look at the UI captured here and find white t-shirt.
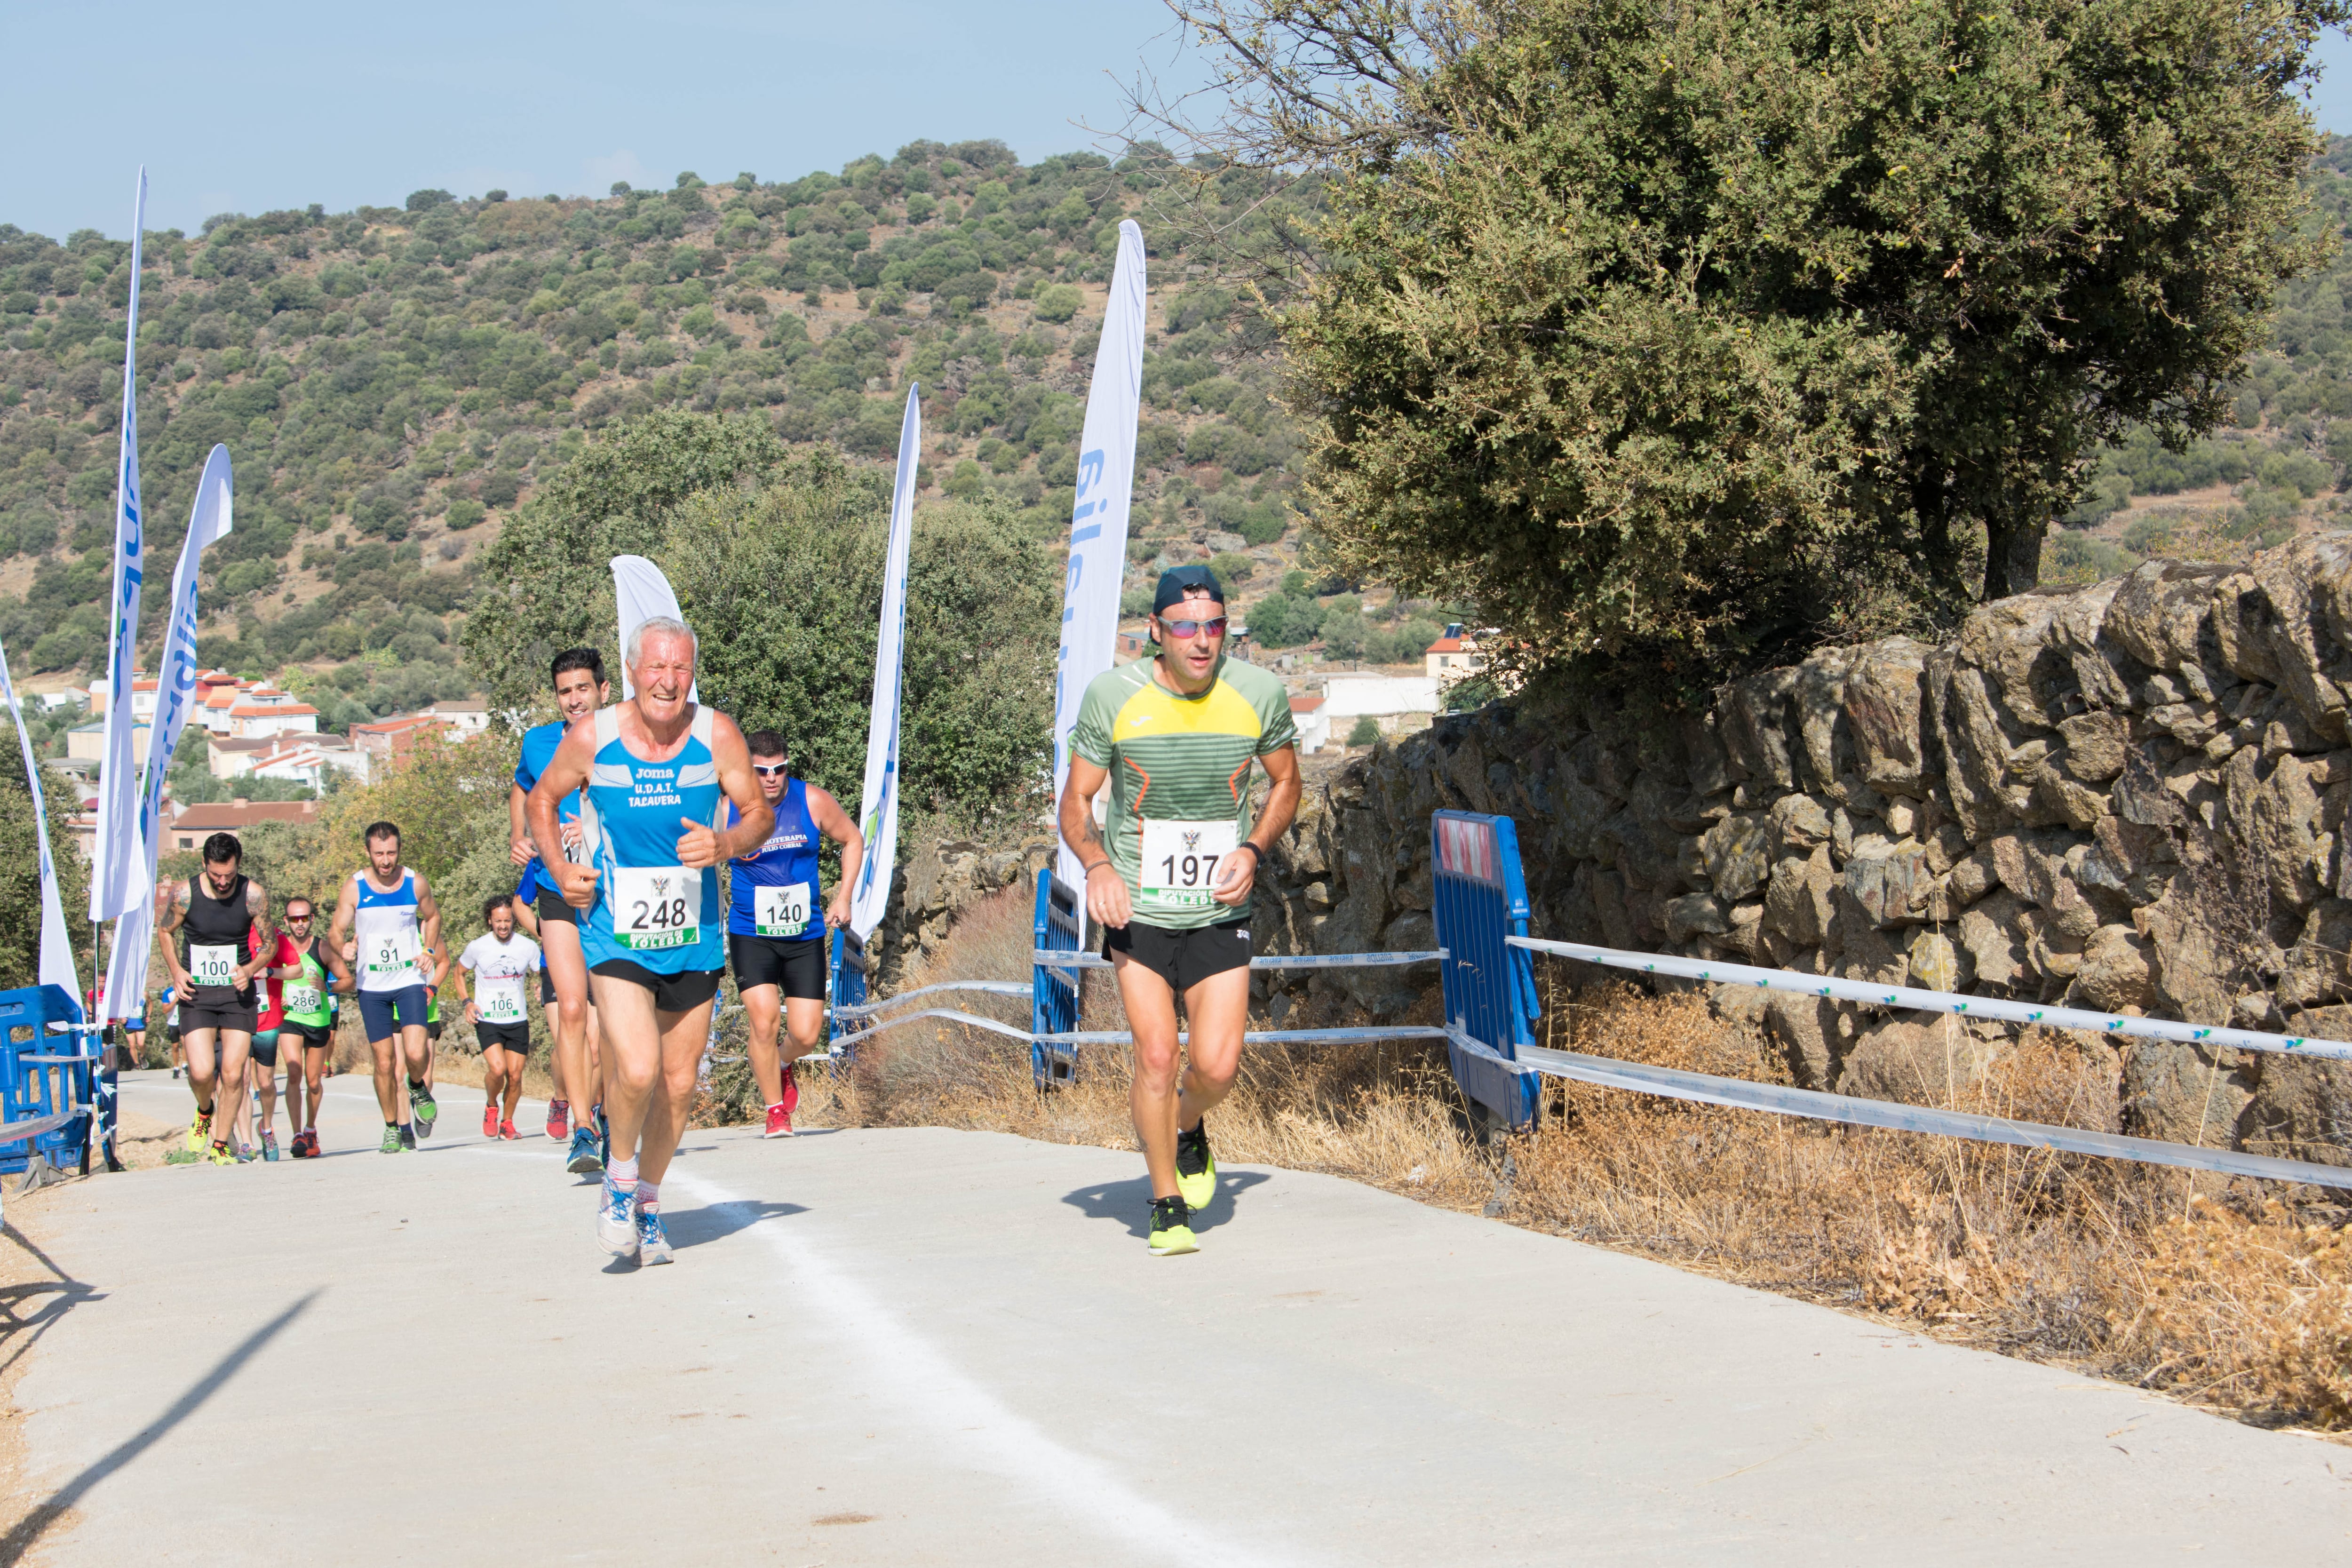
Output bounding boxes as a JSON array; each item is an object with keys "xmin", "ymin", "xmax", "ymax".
[{"xmin": 459, "ymin": 933, "xmax": 542, "ymax": 1027}]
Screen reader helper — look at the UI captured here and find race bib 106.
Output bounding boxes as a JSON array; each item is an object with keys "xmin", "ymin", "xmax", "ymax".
[
  {"xmin": 612, "ymin": 866, "xmax": 702, "ymax": 951},
  {"xmin": 754, "ymin": 881, "xmax": 812, "ymax": 938},
  {"xmin": 190, "ymin": 944, "xmax": 238, "ymax": 987},
  {"xmin": 1139, "ymin": 819, "xmax": 1240, "ymax": 911},
  {"xmin": 477, "ymin": 974, "xmax": 526, "ymax": 1024}
]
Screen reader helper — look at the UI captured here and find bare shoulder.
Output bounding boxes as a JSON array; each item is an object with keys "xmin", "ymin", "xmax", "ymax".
[{"xmin": 706, "ymin": 708, "xmax": 748, "ymax": 757}]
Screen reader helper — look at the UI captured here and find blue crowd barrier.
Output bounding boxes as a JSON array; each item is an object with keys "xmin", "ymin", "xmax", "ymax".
[
  {"xmin": 1031, "ymin": 870, "xmax": 1084, "ymax": 1088},
  {"xmin": 828, "ymin": 927, "xmax": 869, "ymax": 1058},
  {"xmin": 0, "ymin": 985, "xmax": 99, "ymax": 1179},
  {"xmin": 1431, "ymin": 812, "xmax": 1544, "ymax": 1132}
]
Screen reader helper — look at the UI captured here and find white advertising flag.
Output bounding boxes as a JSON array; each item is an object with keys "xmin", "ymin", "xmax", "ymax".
[
  {"xmin": 611, "ymin": 555, "xmax": 698, "ymax": 704},
  {"xmin": 103, "ymin": 445, "xmax": 233, "ymax": 1019},
  {"xmin": 89, "ymin": 167, "xmax": 149, "ymax": 921},
  {"xmin": 0, "ymin": 635, "xmax": 82, "ymax": 999},
  {"xmin": 848, "ymin": 387, "xmax": 921, "ymax": 940},
  {"xmin": 1050, "ymin": 219, "xmax": 1149, "ymax": 896}
]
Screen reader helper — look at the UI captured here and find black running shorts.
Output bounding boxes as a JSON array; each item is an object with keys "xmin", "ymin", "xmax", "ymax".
[
  {"xmin": 475, "ymin": 1020, "xmax": 532, "ymax": 1055},
  {"xmin": 590, "ymin": 959, "xmax": 723, "ymax": 1014},
  {"xmin": 248, "ymin": 1030, "xmax": 280, "ymax": 1067},
  {"xmin": 729, "ymin": 932, "xmax": 826, "ymax": 1001},
  {"xmin": 535, "ymin": 888, "xmax": 579, "ymax": 928},
  {"xmin": 179, "ymin": 1003, "xmax": 258, "ymax": 1035},
  {"xmin": 1103, "ymin": 918, "xmax": 1252, "ymax": 994},
  {"xmin": 286, "ymin": 1022, "xmax": 334, "ymax": 1052}
]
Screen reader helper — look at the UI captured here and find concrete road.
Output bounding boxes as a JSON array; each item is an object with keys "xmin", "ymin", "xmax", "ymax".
[{"xmin": 7, "ymin": 1069, "xmax": 2349, "ymax": 1565}]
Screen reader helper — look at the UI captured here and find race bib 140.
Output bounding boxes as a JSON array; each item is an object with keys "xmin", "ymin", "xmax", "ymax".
[{"xmin": 754, "ymin": 881, "xmax": 812, "ymax": 938}]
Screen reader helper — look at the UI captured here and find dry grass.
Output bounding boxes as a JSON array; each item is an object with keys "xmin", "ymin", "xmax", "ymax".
[{"xmin": 735, "ymin": 886, "xmax": 2352, "ymax": 1436}]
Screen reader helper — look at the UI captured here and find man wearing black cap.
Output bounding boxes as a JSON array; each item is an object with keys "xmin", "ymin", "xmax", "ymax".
[{"xmin": 1060, "ymin": 565, "xmax": 1301, "ymax": 1255}]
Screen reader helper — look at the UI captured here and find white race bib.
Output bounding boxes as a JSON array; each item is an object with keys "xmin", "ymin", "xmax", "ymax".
[
  {"xmin": 190, "ymin": 944, "xmax": 238, "ymax": 987},
  {"xmin": 284, "ymin": 982, "xmax": 324, "ymax": 1016},
  {"xmin": 1139, "ymin": 819, "xmax": 1240, "ymax": 910},
  {"xmin": 754, "ymin": 881, "xmax": 812, "ymax": 938},
  {"xmin": 365, "ymin": 927, "xmax": 420, "ymax": 979},
  {"xmin": 477, "ymin": 974, "xmax": 527, "ymax": 1024},
  {"xmin": 612, "ymin": 866, "xmax": 702, "ymax": 951}
]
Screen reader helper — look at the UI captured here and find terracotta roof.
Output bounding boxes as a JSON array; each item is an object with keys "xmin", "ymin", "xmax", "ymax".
[
  {"xmin": 204, "ymin": 688, "xmax": 239, "ymax": 708},
  {"xmin": 207, "ymin": 736, "xmax": 275, "ymax": 753},
  {"xmin": 169, "ymin": 801, "xmax": 321, "ymax": 830},
  {"xmin": 1289, "ymin": 695, "xmax": 1325, "ymax": 713},
  {"xmin": 1427, "ymin": 637, "xmax": 1469, "ymax": 653},
  {"xmin": 231, "ymin": 703, "xmax": 318, "ymax": 717},
  {"xmin": 351, "ymin": 714, "xmax": 443, "ymax": 735}
]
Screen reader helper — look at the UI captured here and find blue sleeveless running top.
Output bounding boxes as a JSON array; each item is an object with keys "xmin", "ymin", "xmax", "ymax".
[
  {"xmin": 726, "ymin": 778, "xmax": 820, "ymax": 940},
  {"xmin": 515, "ymin": 718, "xmax": 587, "ymax": 890},
  {"xmin": 578, "ymin": 705, "xmax": 725, "ymax": 974}
]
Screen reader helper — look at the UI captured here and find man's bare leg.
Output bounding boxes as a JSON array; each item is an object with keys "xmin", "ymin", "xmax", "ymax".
[
  {"xmin": 181, "ymin": 1028, "xmax": 222, "ymax": 1149},
  {"xmin": 589, "ymin": 974, "xmax": 711, "ymax": 1260},
  {"xmin": 1112, "ymin": 959, "xmax": 1249, "ymax": 1202},
  {"xmin": 742, "ymin": 984, "xmax": 785, "ymax": 1108}
]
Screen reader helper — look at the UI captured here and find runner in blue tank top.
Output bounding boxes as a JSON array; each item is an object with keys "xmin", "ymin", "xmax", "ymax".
[
  {"xmin": 725, "ymin": 730, "xmax": 864, "ymax": 1138},
  {"xmin": 508, "ymin": 646, "xmax": 610, "ymax": 1170},
  {"xmin": 529, "ymin": 616, "xmax": 771, "ymax": 1266}
]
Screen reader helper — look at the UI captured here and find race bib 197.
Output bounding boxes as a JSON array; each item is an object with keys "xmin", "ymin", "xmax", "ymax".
[
  {"xmin": 1139, "ymin": 819, "xmax": 1240, "ymax": 911},
  {"xmin": 754, "ymin": 881, "xmax": 812, "ymax": 938},
  {"xmin": 477, "ymin": 974, "xmax": 526, "ymax": 1024},
  {"xmin": 190, "ymin": 944, "xmax": 238, "ymax": 986},
  {"xmin": 612, "ymin": 866, "xmax": 702, "ymax": 951}
]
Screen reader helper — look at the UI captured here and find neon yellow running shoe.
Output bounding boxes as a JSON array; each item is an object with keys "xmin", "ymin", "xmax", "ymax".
[
  {"xmin": 1175, "ymin": 1122, "xmax": 1216, "ymax": 1212},
  {"xmin": 207, "ymin": 1140, "xmax": 236, "ymax": 1167},
  {"xmin": 1148, "ymin": 1196, "xmax": 1198, "ymax": 1257},
  {"xmin": 185, "ymin": 1111, "xmax": 208, "ymax": 1154}
]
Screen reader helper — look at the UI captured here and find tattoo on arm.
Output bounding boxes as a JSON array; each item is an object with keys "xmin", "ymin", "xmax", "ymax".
[{"xmin": 1078, "ymin": 816, "xmax": 1104, "ymax": 852}]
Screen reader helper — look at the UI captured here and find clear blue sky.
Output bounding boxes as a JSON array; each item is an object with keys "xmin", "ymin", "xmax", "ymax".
[
  {"xmin": 3, "ymin": 0, "xmax": 1208, "ymax": 239},
  {"xmin": 5, "ymin": 7, "xmax": 2349, "ymax": 243}
]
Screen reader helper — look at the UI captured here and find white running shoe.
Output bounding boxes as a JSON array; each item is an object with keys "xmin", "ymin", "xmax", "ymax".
[
  {"xmin": 596, "ymin": 1179, "xmax": 638, "ymax": 1259},
  {"xmin": 637, "ymin": 1208, "xmax": 673, "ymax": 1266}
]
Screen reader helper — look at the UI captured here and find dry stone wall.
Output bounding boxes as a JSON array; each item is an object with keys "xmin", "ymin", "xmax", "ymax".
[{"xmin": 1254, "ymin": 535, "xmax": 2352, "ymax": 1168}]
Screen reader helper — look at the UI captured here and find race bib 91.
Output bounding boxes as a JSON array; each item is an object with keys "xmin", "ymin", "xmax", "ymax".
[
  {"xmin": 477, "ymin": 974, "xmax": 526, "ymax": 1024},
  {"xmin": 754, "ymin": 881, "xmax": 812, "ymax": 938},
  {"xmin": 366, "ymin": 929, "xmax": 420, "ymax": 978},
  {"xmin": 1139, "ymin": 819, "xmax": 1240, "ymax": 910},
  {"xmin": 612, "ymin": 866, "xmax": 702, "ymax": 951},
  {"xmin": 190, "ymin": 944, "xmax": 238, "ymax": 986}
]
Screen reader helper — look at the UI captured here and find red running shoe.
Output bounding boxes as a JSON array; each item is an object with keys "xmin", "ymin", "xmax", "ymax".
[
  {"xmin": 782, "ymin": 1068, "xmax": 800, "ymax": 1114},
  {"xmin": 482, "ymin": 1106, "xmax": 499, "ymax": 1138},
  {"xmin": 499, "ymin": 1119, "xmax": 519, "ymax": 1140},
  {"xmin": 763, "ymin": 1102, "xmax": 795, "ymax": 1139},
  {"xmin": 289, "ymin": 1129, "xmax": 314, "ymax": 1158},
  {"xmin": 546, "ymin": 1099, "xmax": 569, "ymax": 1140}
]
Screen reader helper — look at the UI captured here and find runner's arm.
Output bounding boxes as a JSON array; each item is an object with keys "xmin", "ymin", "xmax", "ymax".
[
  {"xmin": 234, "ymin": 879, "xmax": 273, "ymax": 986},
  {"xmin": 327, "ymin": 876, "xmax": 356, "ymax": 953},
  {"xmin": 413, "ymin": 875, "xmax": 443, "ymax": 986},
  {"xmin": 1058, "ymin": 756, "xmax": 1130, "ymax": 929},
  {"xmin": 677, "ymin": 713, "xmax": 773, "ymax": 868},
  {"xmin": 509, "ymin": 894, "xmax": 540, "ymax": 939},
  {"xmin": 528, "ymin": 722, "xmax": 602, "ymax": 907},
  {"xmin": 154, "ymin": 880, "xmax": 193, "ymax": 991},
  {"xmin": 1215, "ymin": 744, "xmax": 1301, "ymax": 906},
  {"xmin": 509, "ymin": 783, "xmax": 533, "ymax": 867},
  {"xmin": 804, "ymin": 785, "xmax": 864, "ymax": 929}
]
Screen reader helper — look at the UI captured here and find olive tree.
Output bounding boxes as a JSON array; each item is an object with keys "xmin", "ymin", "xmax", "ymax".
[{"xmin": 1153, "ymin": 0, "xmax": 2343, "ymax": 698}]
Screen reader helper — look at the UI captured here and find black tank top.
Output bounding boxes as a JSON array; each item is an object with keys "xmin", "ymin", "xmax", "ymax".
[{"xmin": 183, "ymin": 871, "xmax": 254, "ymax": 1002}]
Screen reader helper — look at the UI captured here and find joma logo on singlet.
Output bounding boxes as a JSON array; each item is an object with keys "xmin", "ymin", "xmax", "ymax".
[{"xmin": 637, "ymin": 768, "xmax": 677, "ymax": 779}]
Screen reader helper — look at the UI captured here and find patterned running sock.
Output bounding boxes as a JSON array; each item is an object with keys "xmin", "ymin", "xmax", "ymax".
[
  {"xmin": 635, "ymin": 1178, "xmax": 660, "ymax": 1215},
  {"xmin": 607, "ymin": 1155, "xmax": 639, "ymax": 1190}
]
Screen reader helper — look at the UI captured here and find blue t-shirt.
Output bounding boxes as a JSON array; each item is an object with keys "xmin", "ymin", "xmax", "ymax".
[
  {"xmin": 515, "ymin": 718, "xmax": 585, "ymax": 887},
  {"xmin": 726, "ymin": 779, "xmax": 821, "ymax": 940},
  {"xmin": 579, "ymin": 707, "xmax": 725, "ymax": 975}
]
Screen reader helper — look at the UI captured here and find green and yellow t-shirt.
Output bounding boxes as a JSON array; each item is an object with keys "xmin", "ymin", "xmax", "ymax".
[{"xmin": 1071, "ymin": 654, "xmax": 1297, "ymax": 930}]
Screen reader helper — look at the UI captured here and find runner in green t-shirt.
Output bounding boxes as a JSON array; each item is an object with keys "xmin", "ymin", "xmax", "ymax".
[
  {"xmin": 271, "ymin": 898, "xmax": 350, "ymax": 1158},
  {"xmin": 1061, "ymin": 565, "xmax": 1301, "ymax": 1256}
]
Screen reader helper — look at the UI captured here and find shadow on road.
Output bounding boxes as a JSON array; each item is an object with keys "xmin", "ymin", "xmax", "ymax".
[
  {"xmin": 0, "ymin": 1289, "xmax": 319, "ymax": 1562},
  {"xmin": 1061, "ymin": 1170, "xmax": 1271, "ymax": 1236},
  {"xmin": 0, "ymin": 1226, "xmax": 105, "ymax": 1384},
  {"xmin": 665, "ymin": 1198, "xmax": 808, "ymax": 1251}
]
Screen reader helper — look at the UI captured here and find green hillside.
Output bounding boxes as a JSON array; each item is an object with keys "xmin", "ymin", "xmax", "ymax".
[{"xmin": 0, "ymin": 138, "xmax": 1362, "ymax": 731}]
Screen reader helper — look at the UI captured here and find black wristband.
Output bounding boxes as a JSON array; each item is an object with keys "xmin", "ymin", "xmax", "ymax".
[
  {"xmin": 1232, "ymin": 842, "xmax": 1262, "ymax": 863},
  {"xmin": 1083, "ymin": 860, "xmax": 1113, "ymax": 877}
]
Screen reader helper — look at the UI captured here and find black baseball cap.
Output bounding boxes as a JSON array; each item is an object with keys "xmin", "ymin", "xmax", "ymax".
[{"xmin": 1152, "ymin": 565, "xmax": 1226, "ymax": 615}]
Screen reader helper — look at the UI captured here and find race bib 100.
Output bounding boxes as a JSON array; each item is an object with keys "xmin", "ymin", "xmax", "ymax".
[
  {"xmin": 754, "ymin": 881, "xmax": 812, "ymax": 938},
  {"xmin": 190, "ymin": 944, "xmax": 238, "ymax": 987},
  {"xmin": 1139, "ymin": 819, "xmax": 1240, "ymax": 911},
  {"xmin": 612, "ymin": 866, "xmax": 702, "ymax": 951},
  {"xmin": 477, "ymin": 974, "xmax": 527, "ymax": 1024}
]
